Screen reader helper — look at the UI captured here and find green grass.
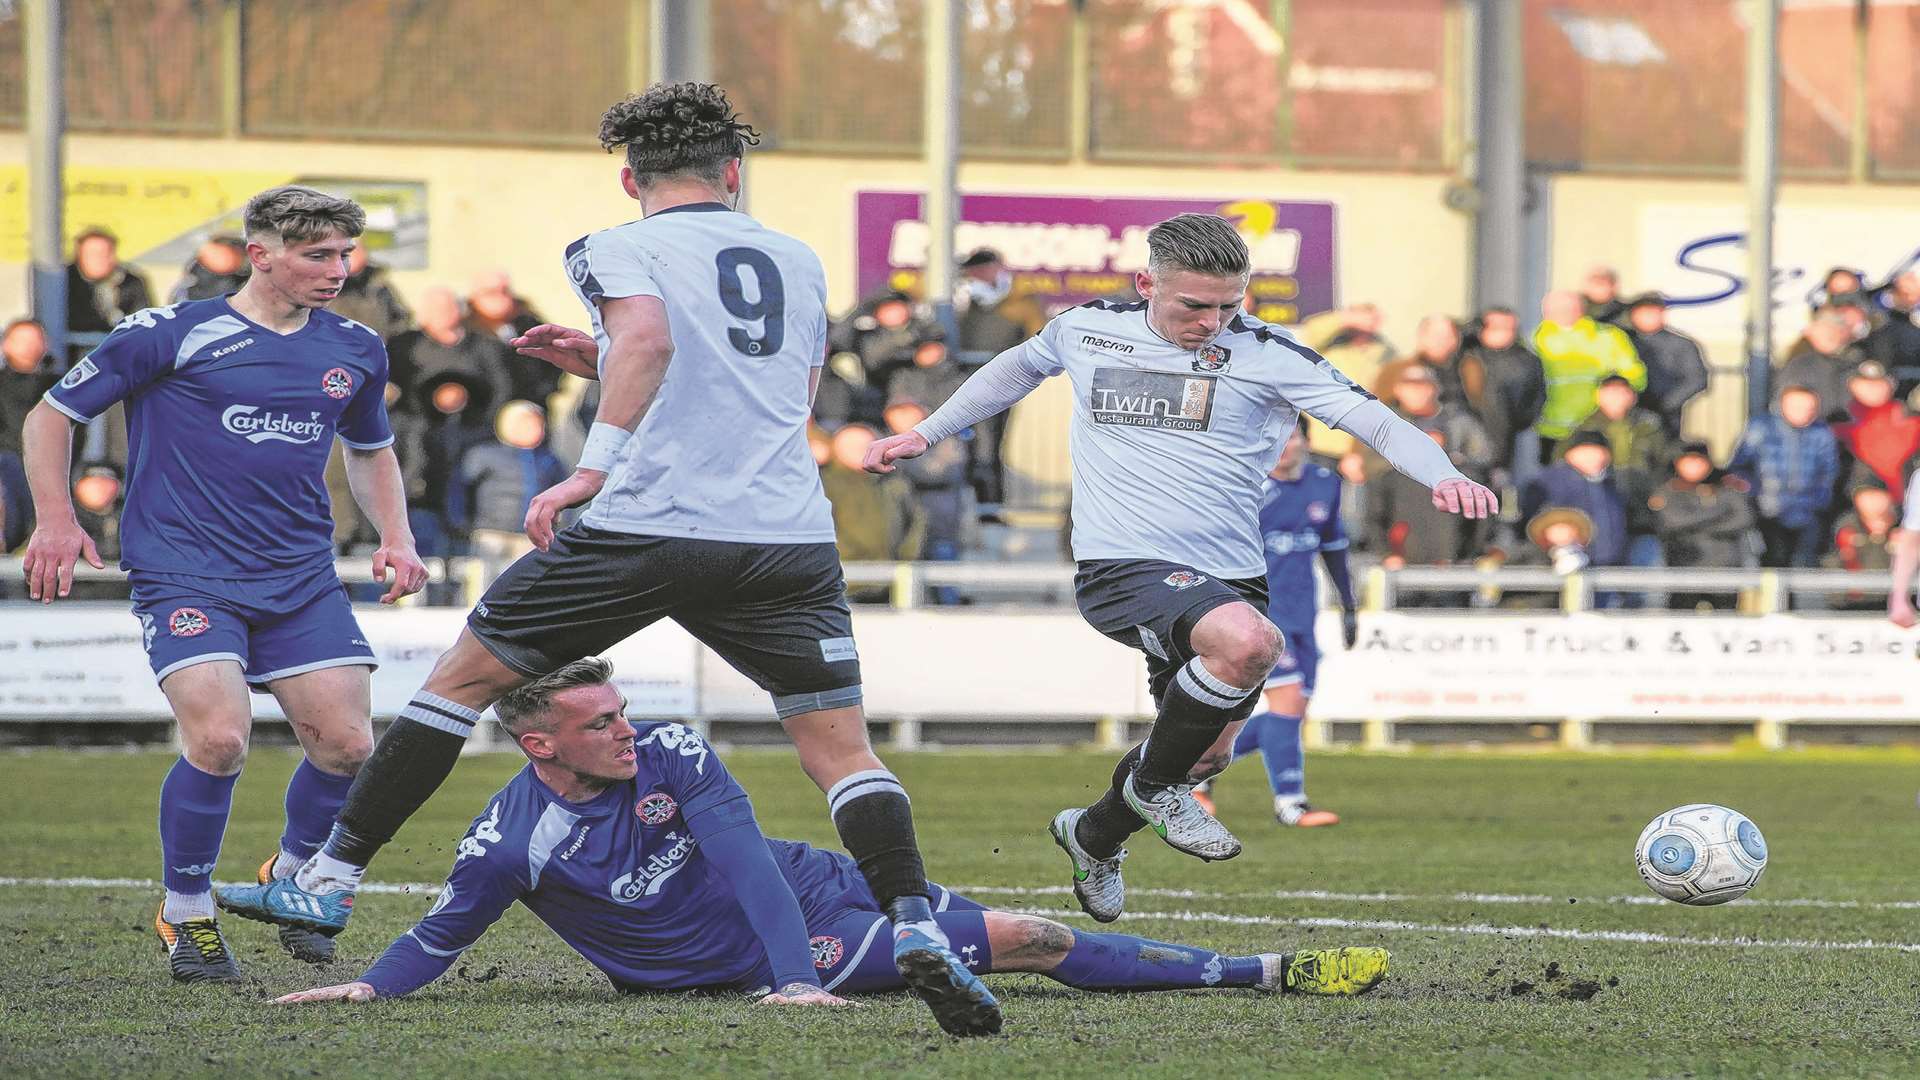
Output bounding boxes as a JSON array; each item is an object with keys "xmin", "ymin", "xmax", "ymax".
[{"xmin": 4, "ymin": 746, "xmax": 1919, "ymax": 1079}]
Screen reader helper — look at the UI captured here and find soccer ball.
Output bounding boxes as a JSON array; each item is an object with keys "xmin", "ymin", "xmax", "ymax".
[{"xmin": 1633, "ymin": 804, "xmax": 1768, "ymax": 906}]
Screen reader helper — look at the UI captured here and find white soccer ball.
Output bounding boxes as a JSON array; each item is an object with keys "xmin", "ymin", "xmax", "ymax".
[{"xmin": 1634, "ymin": 803, "xmax": 1768, "ymax": 906}]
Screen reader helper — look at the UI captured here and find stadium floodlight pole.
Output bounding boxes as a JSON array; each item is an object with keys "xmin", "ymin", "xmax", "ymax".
[
  {"xmin": 1743, "ymin": 0, "xmax": 1780, "ymax": 424},
  {"xmin": 26, "ymin": 0, "xmax": 68, "ymax": 363},
  {"xmin": 924, "ymin": 0, "xmax": 961, "ymax": 337},
  {"xmin": 647, "ymin": 0, "xmax": 710, "ymax": 85},
  {"xmin": 1470, "ymin": 0, "xmax": 1525, "ymax": 314}
]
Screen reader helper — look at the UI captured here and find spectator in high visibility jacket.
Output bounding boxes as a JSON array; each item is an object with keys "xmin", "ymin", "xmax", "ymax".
[{"xmin": 1532, "ymin": 290, "xmax": 1645, "ymax": 458}]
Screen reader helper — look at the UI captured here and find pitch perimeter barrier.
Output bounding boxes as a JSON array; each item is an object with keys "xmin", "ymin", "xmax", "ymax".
[{"xmin": 2, "ymin": 603, "xmax": 1915, "ymax": 752}]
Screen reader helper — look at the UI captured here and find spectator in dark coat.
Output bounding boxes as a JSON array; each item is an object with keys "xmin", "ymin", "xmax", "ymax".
[
  {"xmin": 1864, "ymin": 270, "xmax": 1920, "ymax": 395},
  {"xmin": 467, "ymin": 270, "xmax": 557, "ymax": 407},
  {"xmin": 1648, "ymin": 442, "xmax": 1757, "ymax": 609},
  {"xmin": 885, "ymin": 394, "xmax": 969, "ymax": 604},
  {"xmin": 70, "ymin": 463, "xmax": 124, "ymax": 563},
  {"xmin": 1828, "ymin": 484, "xmax": 1902, "ymax": 610},
  {"xmin": 819, "ymin": 424, "xmax": 920, "ymax": 566},
  {"xmin": 413, "ymin": 371, "xmax": 498, "ymax": 558},
  {"xmin": 330, "ymin": 245, "xmax": 414, "ymax": 341},
  {"xmin": 1809, "ymin": 266, "xmax": 1867, "ymax": 314},
  {"xmin": 1623, "ymin": 293, "xmax": 1709, "ymax": 436},
  {"xmin": 1831, "ymin": 360, "xmax": 1920, "ymax": 500},
  {"xmin": 1458, "ymin": 306, "xmax": 1545, "ymax": 477},
  {"xmin": 1776, "ymin": 307, "xmax": 1865, "ymax": 423},
  {"xmin": 451, "ymin": 400, "xmax": 568, "ymax": 563},
  {"xmin": 1729, "ymin": 385, "xmax": 1841, "ymax": 568},
  {"xmin": 66, "ymin": 229, "xmax": 153, "ymax": 341},
  {"xmin": 2, "ymin": 318, "xmax": 58, "ymax": 457},
  {"xmin": 955, "ymin": 248, "xmax": 1044, "ymax": 356},
  {"xmin": 829, "ymin": 290, "xmax": 938, "ymax": 402},
  {"xmin": 1359, "ymin": 364, "xmax": 1494, "ymax": 484},
  {"xmin": 1372, "ymin": 314, "xmax": 1469, "ymax": 408},
  {"xmin": 1582, "ymin": 264, "xmax": 1628, "ymax": 325},
  {"xmin": 1573, "ymin": 374, "xmax": 1668, "ymax": 552},
  {"xmin": 1521, "ymin": 431, "xmax": 1629, "ymax": 568},
  {"xmin": 890, "ymin": 334, "xmax": 967, "ymax": 417},
  {"xmin": 390, "ymin": 287, "xmax": 516, "ymax": 416},
  {"xmin": 168, "ymin": 236, "xmax": 249, "ymax": 303}
]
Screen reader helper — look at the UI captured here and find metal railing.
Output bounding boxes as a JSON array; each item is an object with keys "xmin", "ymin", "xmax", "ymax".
[{"xmin": 1, "ymin": 556, "xmax": 1896, "ymax": 615}]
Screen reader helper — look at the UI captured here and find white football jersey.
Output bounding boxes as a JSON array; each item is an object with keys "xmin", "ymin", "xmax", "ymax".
[
  {"xmin": 1031, "ymin": 301, "xmax": 1375, "ymax": 577},
  {"xmin": 562, "ymin": 203, "xmax": 834, "ymax": 544}
]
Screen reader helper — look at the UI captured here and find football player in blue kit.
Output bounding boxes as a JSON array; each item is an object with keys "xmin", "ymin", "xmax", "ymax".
[
  {"xmin": 271, "ymin": 659, "xmax": 1390, "ymax": 1008},
  {"xmin": 19, "ymin": 186, "xmax": 428, "ymax": 981},
  {"xmin": 1192, "ymin": 419, "xmax": 1356, "ymax": 827}
]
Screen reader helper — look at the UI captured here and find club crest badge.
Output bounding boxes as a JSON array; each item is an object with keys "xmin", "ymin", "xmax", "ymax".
[
  {"xmin": 1192, "ymin": 344, "xmax": 1231, "ymax": 373},
  {"xmin": 635, "ymin": 791, "xmax": 678, "ymax": 826},
  {"xmin": 1164, "ymin": 571, "xmax": 1208, "ymax": 591},
  {"xmin": 321, "ymin": 367, "xmax": 354, "ymax": 399},
  {"xmin": 168, "ymin": 607, "xmax": 211, "ymax": 637},
  {"xmin": 810, "ymin": 935, "xmax": 845, "ymax": 969}
]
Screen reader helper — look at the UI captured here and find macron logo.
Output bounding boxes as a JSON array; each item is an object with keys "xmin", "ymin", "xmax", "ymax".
[
  {"xmin": 222, "ymin": 404, "xmax": 328, "ymax": 445},
  {"xmin": 211, "ymin": 337, "xmax": 255, "ymax": 359},
  {"xmin": 1081, "ymin": 334, "xmax": 1135, "ymax": 355}
]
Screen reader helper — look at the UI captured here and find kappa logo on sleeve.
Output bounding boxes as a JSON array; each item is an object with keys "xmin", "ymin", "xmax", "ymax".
[
  {"xmin": 455, "ymin": 802, "xmax": 505, "ymax": 861},
  {"xmin": 637, "ymin": 723, "xmax": 710, "ymax": 775}
]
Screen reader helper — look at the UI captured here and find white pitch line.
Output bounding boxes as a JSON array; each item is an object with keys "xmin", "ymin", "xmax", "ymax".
[
  {"xmin": 1026, "ymin": 907, "xmax": 1920, "ymax": 954},
  {"xmin": 6, "ymin": 876, "xmax": 1919, "ymax": 955},
  {"xmin": 954, "ymin": 884, "xmax": 1920, "ymax": 912}
]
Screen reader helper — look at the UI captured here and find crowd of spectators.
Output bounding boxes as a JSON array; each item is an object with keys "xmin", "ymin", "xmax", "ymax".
[
  {"xmin": 3, "ymin": 232, "xmax": 1918, "ymax": 612},
  {"xmin": 1309, "ymin": 262, "xmax": 1920, "ymax": 610}
]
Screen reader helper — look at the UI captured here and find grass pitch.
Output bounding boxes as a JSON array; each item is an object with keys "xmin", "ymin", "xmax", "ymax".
[{"xmin": 4, "ymin": 745, "xmax": 1919, "ymax": 1079}]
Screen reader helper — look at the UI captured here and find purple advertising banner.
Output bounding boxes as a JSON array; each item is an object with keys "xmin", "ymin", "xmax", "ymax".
[{"xmin": 855, "ymin": 191, "xmax": 1337, "ymax": 325}]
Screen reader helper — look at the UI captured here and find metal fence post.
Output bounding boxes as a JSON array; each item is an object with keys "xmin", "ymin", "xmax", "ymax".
[
  {"xmin": 890, "ymin": 563, "xmax": 920, "ymax": 610},
  {"xmin": 1560, "ymin": 571, "xmax": 1589, "ymax": 612}
]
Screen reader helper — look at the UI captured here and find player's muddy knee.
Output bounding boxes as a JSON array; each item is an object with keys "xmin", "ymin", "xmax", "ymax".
[{"xmin": 184, "ymin": 729, "xmax": 249, "ymax": 775}]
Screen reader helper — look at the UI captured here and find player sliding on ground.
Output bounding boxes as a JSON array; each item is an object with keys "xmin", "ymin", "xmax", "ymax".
[
  {"xmin": 272, "ymin": 659, "xmax": 1390, "ymax": 1008},
  {"xmin": 20, "ymin": 186, "xmax": 428, "ymax": 981},
  {"xmin": 865, "ymin": 214, "xmax": 1497, "ymax": 922},
  {"xmin": 217, "ymin": 83, "xmax": 999, "ymax": 1037}
]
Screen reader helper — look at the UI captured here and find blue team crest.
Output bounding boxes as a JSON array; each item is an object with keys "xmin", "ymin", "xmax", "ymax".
[
  {"xmin": 1192, "ymin": 344, "xmax": 1232, "ymax": 373},
  {"xmin": 635, "ymin": 791, "xmax": 678, "ymax": 826},
  {"xmin": 168, "ymin": 607, "xmax": 211, "ymax": 638},
  {"xmin": 810, "ymin": 935, "xmax": 844, "ymax": 969},
  {"xmin": 1307, "ymin": 501, "xmax": 1330, "ymax": 524}
]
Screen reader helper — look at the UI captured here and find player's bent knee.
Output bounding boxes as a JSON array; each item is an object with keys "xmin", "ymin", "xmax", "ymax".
[
  {"xmin": 985, "ymin": 912, "xmax": 1074, "ymax": 968},
  {"xmin": 425, "ymin": 632, "xmax": 527, "ymax": 706},
  {"xmin": 183, "ymin": 728, "xmax": 249, "ymax": 775}
]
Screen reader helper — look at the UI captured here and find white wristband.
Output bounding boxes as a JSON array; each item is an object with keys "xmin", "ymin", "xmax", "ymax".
[{"xmin": 577, "ymin": 422, "xmax": 632, "ymax": 474}]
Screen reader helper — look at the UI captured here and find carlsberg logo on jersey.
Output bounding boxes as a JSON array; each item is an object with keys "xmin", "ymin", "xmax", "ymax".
[
  {"xmin": 1089, "ymin": 368, "xmax": 1216, "ymax": 432},
  {"xmin": 609, "ymin": 831, "xmax": 697, "ymax": 902},
  {"xmin": 221, "ymin": 405, "xmax": 329, "ymax": 445}
]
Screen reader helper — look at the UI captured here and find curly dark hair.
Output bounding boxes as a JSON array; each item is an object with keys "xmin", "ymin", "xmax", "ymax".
[{"xmin": 599, "ymin": 82, "xmax": 761, "ymax": 188}]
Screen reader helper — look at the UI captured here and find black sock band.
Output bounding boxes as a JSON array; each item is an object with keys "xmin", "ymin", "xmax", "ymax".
[
  {"xmin": 1134, "ymin": 658, "xmax": 1256, "ymax": 789},
  {"xmin": 1075, "ymin": 743, "xmax": 1147, "ymax": 859},
  {"xmin": 827, "ymin": 769, "xmax": 929, "ymax": 909},
  {"xmin": 324, "ymin": 713, "xmax": 470, "ymax": 865}
]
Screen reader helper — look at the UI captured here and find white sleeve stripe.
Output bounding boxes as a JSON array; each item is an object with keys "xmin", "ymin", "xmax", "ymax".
[
  {"xmin": 40, "ymin": 394, "xmax": 94, "ymax": 424},
  {"xmin": 339, "ymin": 435, "xmax": 396, "ymax": 451},
  {"xmin": 404, "ymin": 928, "xmax": 470, "ymax": 959}
]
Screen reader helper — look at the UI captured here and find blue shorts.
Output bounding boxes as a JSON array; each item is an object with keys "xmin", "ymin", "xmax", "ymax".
[
  {"xmin": 804, "ymin": 884, "xmax": 992, "ymax": 994},
  {"xmin": 1264, "ymin": 624, "xmax": 1318, "ymax": 696},
  {"xmin": 128, "ymin": 562, "xmax": 376, "ymax": 690}
]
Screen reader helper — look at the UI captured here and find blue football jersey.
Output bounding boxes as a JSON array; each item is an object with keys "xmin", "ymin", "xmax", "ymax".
[
  {"xmin": 1257, "ymin": 463, "xmax": 1347, "ymax": 631},
  {"xmin": 385, "ymin": 722, "xmax": 868, "ymax": 995},
  {"xmin": 42, "ymin": 298, "xmax": 392, "ymax": 577}
]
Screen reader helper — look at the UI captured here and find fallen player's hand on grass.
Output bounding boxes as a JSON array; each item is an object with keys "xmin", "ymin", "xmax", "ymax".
[
  {"xmin": 274, "ymin": 981, "xmax": 377, "ymax": 1005},
  {"xmin": 757, "ymin": 982, "xmax": 861, "ymax": 1007},
  {"xmin": 863, "ymin": 432, "xmax": 929, "ymax": 474}
]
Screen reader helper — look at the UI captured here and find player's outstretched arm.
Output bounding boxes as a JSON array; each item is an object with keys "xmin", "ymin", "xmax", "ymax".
[
  {"xmin": 20, "ymin": 402, "xmax": 104, "ymax": 603},
  {"xmin": 511, "ymin": 323, "xmax": 600, "ymax": 381},
  {"xmin": 1335, "ymin": 399, "xmax": 1498, "ymax": 520},
  {"xmin": 525, "ymin": 296, "xmax": 673, "ymax": 550},
  {"xmin": 343, "ymin": 444, "xmax": 428, "ymax": 603},
  {"xmin": 866, "ymin": 341, "xmax": 1055, "ymax": 475}
]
